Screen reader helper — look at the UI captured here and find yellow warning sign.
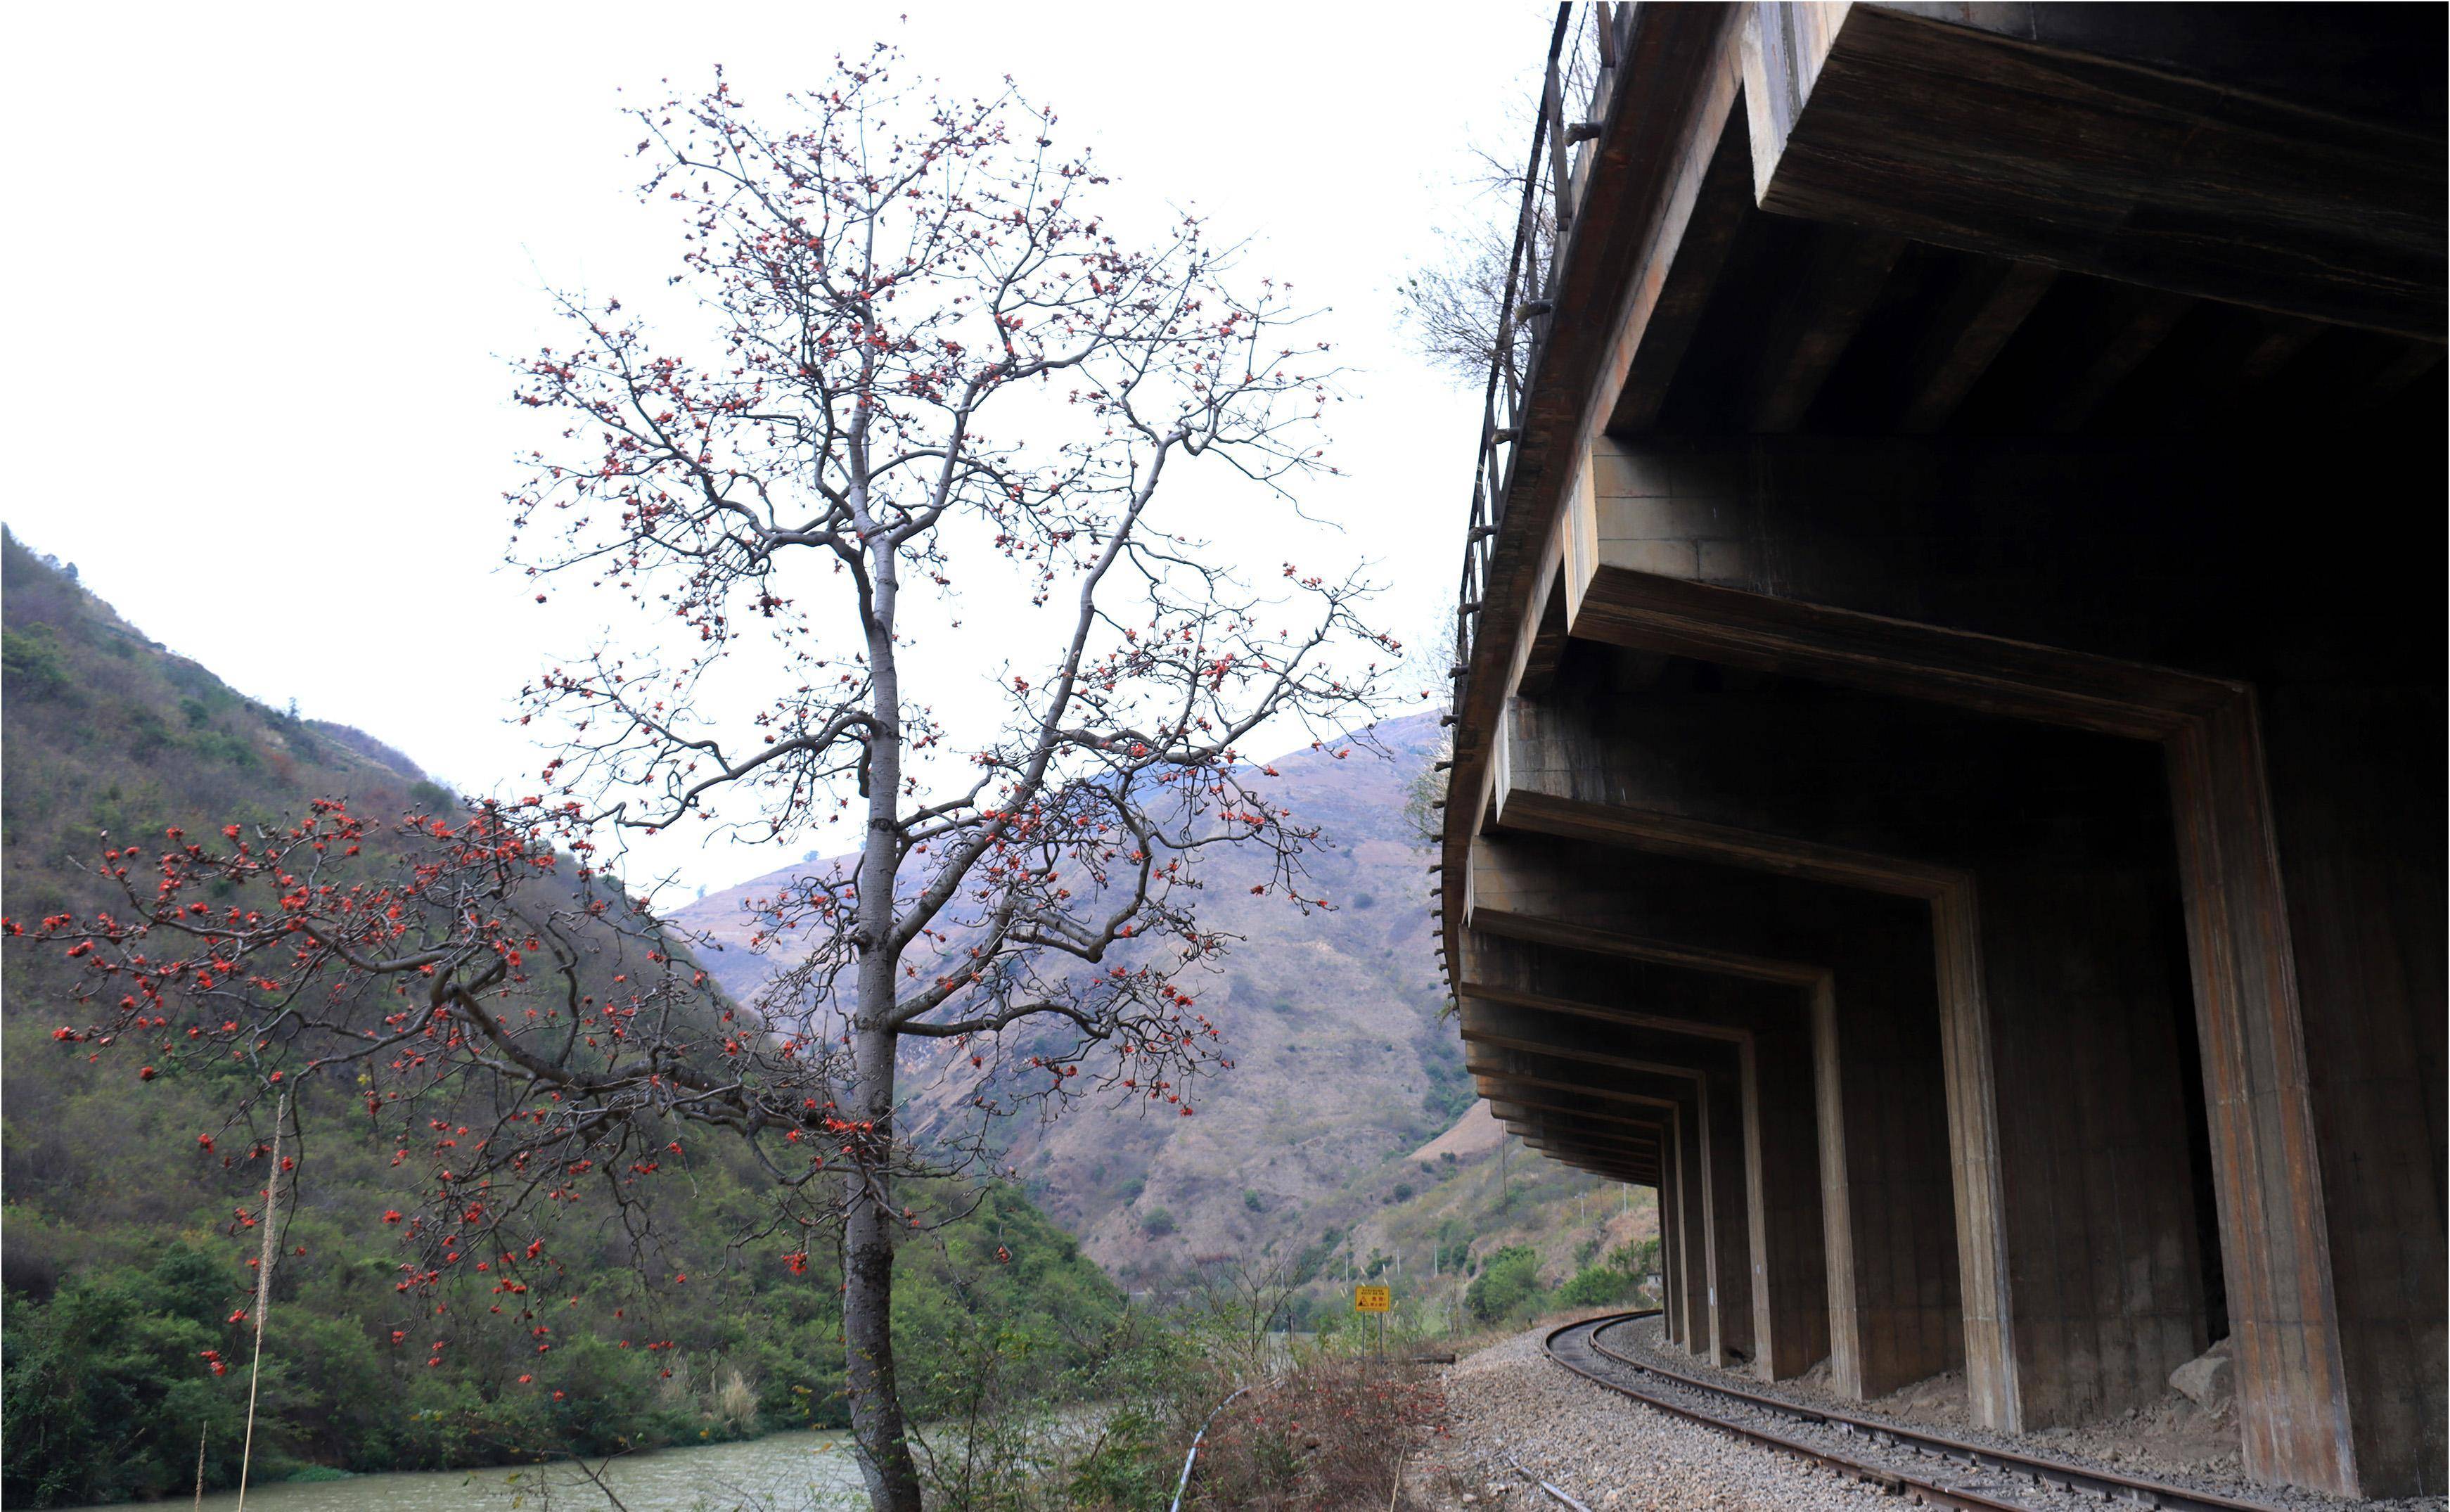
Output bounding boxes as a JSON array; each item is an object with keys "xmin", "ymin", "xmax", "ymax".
[{"xmin": 1354, "ymin": 1284, "xmax": 1392, "ymax": 1313}]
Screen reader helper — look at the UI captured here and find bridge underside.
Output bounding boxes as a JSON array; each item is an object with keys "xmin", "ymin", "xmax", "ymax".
[{"xmin": 1441, "ymin": 4, "xmax": 2443, "ymax": 1499}]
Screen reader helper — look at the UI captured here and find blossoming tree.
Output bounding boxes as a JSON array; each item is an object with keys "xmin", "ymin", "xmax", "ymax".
[{"xmin": 17, "ymin": 50, "xmax": 1397, "ymax": 1512}]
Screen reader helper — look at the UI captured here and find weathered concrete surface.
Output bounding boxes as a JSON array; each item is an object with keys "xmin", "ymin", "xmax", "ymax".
[
  {"xmin": 1462, "ymin": 1011, "xmax": 1752, "ymax": 1367},
  {"xmin": 1542, "ymin": 435, "xmax": 2446, "ymax": 1492},
  {"xmin": 1469, "ymin": 833, "xmax": 1963, "ymax": 1398},
  {"xmin": 1465, "ymin": 924, "xmax": 1829, "ymax": 1380},
  {"xmin": 1496, "ymin": 669, "xmax": 2216, "ymax": 1433},
  {"xmin": 1437, "ymin": 6, "xmax": 2444, "ymax": 1494}
]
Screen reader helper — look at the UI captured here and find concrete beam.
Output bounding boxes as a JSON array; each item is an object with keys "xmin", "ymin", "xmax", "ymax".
[
  {"xmin": 2042, "ymin": 287, "xmax": 2196, "ymax": 432},
  {"xmin": 1896, "ymin": 257, "xmax": 2056, "ymax": 433},
  {"xmin": 1463, "ymin": 1027, "xmax": 1752, "ymax": 1366},
  {"xmin": 1534, "ymin": 431, "xmax": 2444, "ymax": 1493},
  {"xmin": 1465, "ymin": 848, "xmax": 1963, "ymax": 1399},
  {"xmin": 1465, "ymin": 926, "xmax": 1829, "ymax": 1380},
  {"xmin": 1746, "ymin": 4, "xmax": 2447, "ymax": 338},
  {"xmin": 1489, "ymin": 1092, "xmax": 1672, "ymax": 1143},
  {"xmin": 1516, "ymin": 1130, "xmax": 1662, "ymax": 1177},
  {"xmin": 1608, "ymin": 101, "xmax": 1759, "ymax": 435},
  {"xmin": 1513, "ymin": 1122, "xmax": 1660, "ymax": 1159},
  {"xmin": 1747, "ymin": 224, "xmax": 1906, "ymax": 430},
  {"xmin": 1491, "ymin": 677, "xmax": 2225, "ymax": 1435},
  {"xmin": 1501, "ymin": 1108, "xmax": 1665, "ymax": 1162}
]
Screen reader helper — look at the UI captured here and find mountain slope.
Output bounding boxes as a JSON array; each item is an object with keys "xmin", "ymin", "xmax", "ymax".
[
  {"xmin": 0, "ymin": 530, "xmax": 1126, "ymax": 1504},
  {"xmin": 674, "ymin": 713, "xmax": 1506, "ymax": 1277},
  {"xmin": 673, "ymin": 711, "xmax": 1662, "ymax": 1325}
]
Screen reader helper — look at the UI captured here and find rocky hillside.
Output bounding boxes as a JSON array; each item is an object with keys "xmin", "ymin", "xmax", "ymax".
[
  {"xmin": 0, "ymin": 518, "xmax": 1653, "ymax": 1368},
  {"xmin": 0, "ymin": 531, "xmax": 1131, "ymax": 1504},
  {"xmin": 676, "ymin": 712, "xmax": 1458, "ymax": 1276},
  {"xmin": 0, "ymin": 530, "xmax": 446, "ymax": 933},
  {"xmin": 672, "ymin": 710, "xmax": 1656, "ymax": 1315}
]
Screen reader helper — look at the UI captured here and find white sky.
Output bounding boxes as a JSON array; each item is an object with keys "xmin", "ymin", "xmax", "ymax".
[{"xmin": 3, "ymin": 1, "xmax": 1547, "ymax": 899}]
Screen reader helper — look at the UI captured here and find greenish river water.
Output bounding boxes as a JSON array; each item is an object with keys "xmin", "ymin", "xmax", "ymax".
[{"xmin": 59, "ymin": 1430, "xmax": 870, "ymax": 1512}]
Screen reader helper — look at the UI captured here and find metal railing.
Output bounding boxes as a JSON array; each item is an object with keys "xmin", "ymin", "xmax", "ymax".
[{"xmin": 1450, "ymin": 3, "xmax": 1636, "ymax": 715}]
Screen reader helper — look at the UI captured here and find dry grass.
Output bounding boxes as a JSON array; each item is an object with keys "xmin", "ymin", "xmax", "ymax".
[
  {"xmin": 1187, "ymin": 1354, "xmax": 1447, "ymax": 1511},
  {"xmin": 712, "ymin": 1366, "xmax": 760, "ymax": 1434}
]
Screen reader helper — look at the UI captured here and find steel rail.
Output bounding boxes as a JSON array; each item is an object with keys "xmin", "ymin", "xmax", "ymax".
[
  {"xmin": 1544, "ymin": 1312, "xmax": 2285, "ymax": 1512},
  {"xmin": 1580, "ymin": 1315, "xmax": 2283, "ymax": 1512},
  {"xmin": 1542, "ymin": 1314, "xmax": 2033, "ymax": 1510}
]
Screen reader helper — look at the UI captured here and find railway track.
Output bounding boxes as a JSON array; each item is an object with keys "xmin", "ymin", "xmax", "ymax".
[{"xmin": 1541, "ymin": 1312, "xmax": 2284, "ymax": 1512}]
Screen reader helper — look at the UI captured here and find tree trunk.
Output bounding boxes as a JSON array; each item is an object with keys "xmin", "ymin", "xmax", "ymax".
[
  {"xmin": 832, "ymin": 454, "xmax": 921, "ymax": 1512},
  {"xmin": 842, "ymin": 1023, "xmax": 923, "ymax": 1512}
]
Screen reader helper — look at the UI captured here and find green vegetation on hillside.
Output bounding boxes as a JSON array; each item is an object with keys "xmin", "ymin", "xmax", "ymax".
[
  {"xmin": 3, "ymin": 1172, "xmax": 1112, "ymax": 1506},
  {"xmin": 1271, "ymin": 1115, "xmax": 1660, "ymax": 1343},
  {"xmin": 0, "ymin": 531, "xmax": 1129, "ymax": 1506},
  {"xmin": 1465, "ymin": 1237, "xmax": 1657, "ymax": 1324}
]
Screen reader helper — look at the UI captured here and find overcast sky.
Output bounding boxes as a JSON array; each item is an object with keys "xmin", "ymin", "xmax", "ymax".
[{"xmin": 4, "ymin": 2, "xmax": 1549, "ymax": 898}]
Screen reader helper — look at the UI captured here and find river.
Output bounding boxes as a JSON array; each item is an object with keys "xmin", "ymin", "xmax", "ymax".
[{"xmin": 60, "ymin": 1430, "xmax": 871, "ymax": 1512}]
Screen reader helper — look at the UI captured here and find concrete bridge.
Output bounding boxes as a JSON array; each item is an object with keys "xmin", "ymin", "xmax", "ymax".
[{"xmin": 1433, "ymin": 5, "xmax": 2444, "ymax": 1498}]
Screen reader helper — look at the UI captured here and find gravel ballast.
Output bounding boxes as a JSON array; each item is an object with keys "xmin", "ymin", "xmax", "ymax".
[
  {"xmin": 1415, "ymin": 1316, "xmax": 2447, "ymax": 1512},
  {"xmin": 1421, "ymin": 1324, "xmax": 1881, "ymax": 1510},
  {"xmin": 1598, "ymin": 1312, "xmax": 2445, "ymax": 1512}
]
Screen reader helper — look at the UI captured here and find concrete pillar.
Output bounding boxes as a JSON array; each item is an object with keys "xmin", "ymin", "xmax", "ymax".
[
  {"xmin": 1498, "ymin": 669, "xmax": 2214, "ymax": 1428},
  {"xmin": 1540, "ymin": 431, "xmax": 2444, "ymax": 1493},
  {"xmin": 1465, "ymin": 925, "xmax": 1830, "ymax": 1380},
  {"xmin": 2257, "ymin": 678, "xmax": 2449, "ymax": 1488},
  {"xmin": 1472, "ymin": 833, "xmax": 1964, "ymax": 1397},
  {"xmin": 1660, "ymin": 1132, "xmax": 1688, "ymax": 1346},
  {"xmin": 1669, "ymin": 1104, "xmax": 1708, "ymax": 1356},
  {"xmin": 1745, "ymin": 1018, "xmax": 1826, "ymax": 1378},
  {"xmin": 1464, "ymin": 1027, "xmax": 1744, "ymax": 1364},
  {"xmin": 1809, "ymin": 953, "xmax": 1964, "ymax": 1398}
]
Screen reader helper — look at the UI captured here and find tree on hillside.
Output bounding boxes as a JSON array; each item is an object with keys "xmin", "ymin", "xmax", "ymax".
[
  {"xmin": 14, "ymin": 49, "xmax": 1397, "ymax": 1512},
  {"xmin": 1394, "ymin": 7, "xmax": 1601, "ymax": 388}
]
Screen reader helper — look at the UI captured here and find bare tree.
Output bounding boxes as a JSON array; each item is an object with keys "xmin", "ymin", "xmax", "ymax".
[
  {"xmin": 1395, "ymin": 191, "xmax": 1531, "ymax": 388},
  {"xmin": 1394, "ymin": 8, "xmax": 1602, "ymax": 389},
  {"xmin": 1185, "ymin": 1250, "xmax": 1304, "ymax": 1380},
  {"xmin": 18, "ymin": 49, "xmax": 1402, "ymax": 1512}
]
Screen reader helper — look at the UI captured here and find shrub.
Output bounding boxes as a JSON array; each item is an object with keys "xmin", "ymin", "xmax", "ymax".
[
  {"xmin": 0, "ymin": 1243, "xmax": 252, "ymax": 1506},
  {"xmin": 1556, "ymin": 1265, "xmax": 1638, "ymax": 1308},
  {"xmin": 1608, "ymin": 1237, "xmax": 1662, "ymax": 1278},
  {"xmin": 712, "ymin": 1367, "xmax": 759, "ymax": 1434},
  {"xmin": 2, "ymin": 626, "xmax": 67, "ymax": 700},
  {"xmin": 1141, "ymin": 1208, "xmax": 1177, "ymax": 1238},
  {"xmin": 1189, "ymin": 1354, "xmax": 1443, "ymax": 1510},
  {"xmin": 1464, "ymin": 1245, "xmax": 1542, "ymax": 1324}
]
